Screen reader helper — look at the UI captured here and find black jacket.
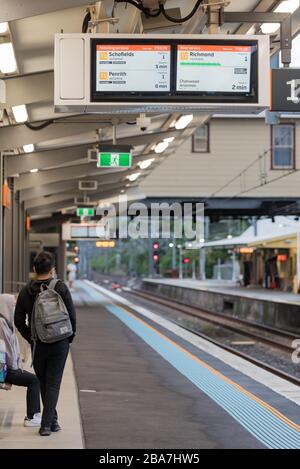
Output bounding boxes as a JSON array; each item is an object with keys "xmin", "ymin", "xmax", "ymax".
[{"xmin": 14, "ymin": 278, "xmax": 76, "ymax": 344}]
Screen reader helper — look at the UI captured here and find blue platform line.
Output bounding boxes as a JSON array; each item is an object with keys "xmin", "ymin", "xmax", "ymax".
[{"xmin": 106, "ymin": 303, "xmax": 300, "ymax": 449}]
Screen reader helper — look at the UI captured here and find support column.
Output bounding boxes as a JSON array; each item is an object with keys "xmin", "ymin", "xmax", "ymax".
[
  {"xmin": 3, "ymin": 179, "xmax": 14, "ymax": 293},
  {"xmin": 199, "ymin": 248, "xmax": 206, "ymax": 280},
  {"xmin": 147, "ymin": 237, "xmax": 154, "ymax": 278},
  {"xmin": 297, "ymin": 232, "xmax": 300, "ymax": 293},
  {"xmin": 57, "ymin": 227, "xmax": 66, "ymax": 282},
  {"xmin": 207, "ymin": 0, "xmax": 222, "ymax": 34},
  {"xmin": 0, "ymin": 152, "xmax": 3, "ymax": 293}
]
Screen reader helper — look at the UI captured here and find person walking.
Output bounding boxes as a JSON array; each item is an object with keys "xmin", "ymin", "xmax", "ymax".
[
  {"xmin": 0, "ymin": 294, "xmax": 41, "ymax": 427},
  {"xmin": 15, "ymin": 251, "xmax": 76, "ymax": 436}
]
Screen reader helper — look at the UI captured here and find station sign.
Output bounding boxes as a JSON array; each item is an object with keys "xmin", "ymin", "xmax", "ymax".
[
  {"xmin": 97, "ymin": 145, "xmax": 132, "ymax": 168},
  {"xmin": 76, "ymin": 207, "xmax": 95, "ymax": 217},
  {"xmin": 271, "ymin": 69, "xmax": 300, "ymax": 112}
]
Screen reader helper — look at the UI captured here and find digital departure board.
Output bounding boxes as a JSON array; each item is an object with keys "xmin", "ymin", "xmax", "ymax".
[
  {"xmin": 90, "ymin": 38, "xmax": 258, "ymax": 104},
  {"xmin": 94, "ymin": 43, "xmax": 171, "ymax": 94},
  {"xmin": 176, "ymin": 44, "xmax": 253, "ymax": 94}
]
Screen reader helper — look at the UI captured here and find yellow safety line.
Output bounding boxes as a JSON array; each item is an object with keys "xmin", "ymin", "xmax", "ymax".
[{"xmin": 111, "ymin": 301, "xmax": 300, "ymax": 434}]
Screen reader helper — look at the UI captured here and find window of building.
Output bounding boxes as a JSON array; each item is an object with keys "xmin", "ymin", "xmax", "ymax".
[
  {"xmin": 271, "ymin": 124, "xmax": 295, "ymax": 170},
  {"xmin": 192, "ymin": 124, "xmax": 210, "ymax": 153}
]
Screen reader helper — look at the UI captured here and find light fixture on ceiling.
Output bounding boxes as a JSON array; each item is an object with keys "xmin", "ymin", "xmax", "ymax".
[
  {"xmin": 155, "ymin": 141, "xmax": 169, "ymax": 154},
  {"xmin": 199, "ymin": 238, "xmax": 205, "ymax": 244},
  {"xmin": 0, "ymin": 42, "xmax": 17, "ymax": 74},
  {"xmin": 274, "ymin": 0, "xmax": 299, "ymax": 13},
  {"xmin": 127, "ymin": 172, "xmax": 141, "ymax": 182},
  {"xmin": 23, "ymin": 144, "xmax": 34, "ymax": 153},
  {"xmin": 175, "ymin": 114, "xmax": 194, "ymax": 130},
  {"xmin": 138, "ymin": 158, "xmax": 155, "ymax": 169},
  {"xmin": 163, "ymin": 137, "xmax": 175, "ymax": 143},
  {"xmin": 0, "ymin": 22, "xmax": 8, "ymax": 34},
  {"xmin": 30, "ymin": 168, "xmax": 39, "ymax": 173},
  {"xmin": 260, "ymin": 23, "xmax": 280, "ymax": 34},
  {"xmin": 12, "ymin": 104, "xmax": 28, "ymax": 123}
]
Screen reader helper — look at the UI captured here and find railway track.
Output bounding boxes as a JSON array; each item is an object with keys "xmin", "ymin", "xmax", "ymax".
[{"xmin": 123, "ymin": 287, "xmax": 300, "ymax": 386}]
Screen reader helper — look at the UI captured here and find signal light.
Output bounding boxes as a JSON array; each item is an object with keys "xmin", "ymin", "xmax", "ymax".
[
  {"xmin": 74, "ymin": 245, "xmax": 80, "ymax": 253},
  {"xmin": 74, "ymin": 256, "xmax": 80, "ymax": 264},
  {"xmin": 153, "ymin": 242, "xmax": 159, "ymax": 250},
  {"xmin": 153, "ymin": 254, "xmax": 159, "ymax": 262},
  {"xmin": 183, "ymin": 258, "xmax": 190, "ymax": 264}
]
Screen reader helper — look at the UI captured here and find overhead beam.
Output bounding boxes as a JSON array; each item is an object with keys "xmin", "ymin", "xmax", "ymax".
[
  {"xmin": 0, "ymin": 0, "xmax": 95, "ymax": 22},
  {"xmin": 0, "ymin": 115, "xmax": 179, "ymax": 153},
  {"xmin": 15, "ymin": 161, "xmax": 126, "ymax": 191},
  {"xmin": 235, "ymin": 0, "xmax": 280, "ymax": 34},
  {"xmin": 3, "ymin": 72, "xmax": 53, "ymax": 108},
  {"xmin": 20, "ymin": 172, "xmax": 130, "ymax": 201},
  {"xmin": 0, "ymin": 121, "xmax": 102, "ymax": 151},
  {"xmin": 27, "ymin": 184, "xmax": 128, "ymax": 216},
  {"xmin": 25, "ymin": 181, "xmax": 126, "ymax": 209},
  {"xmin": 5, "ymin": 144, "xmax": 90, "ymax": 177},
  {"xmin": 6, "ymin": 128, "xmax": 181, "ymax": 176}
]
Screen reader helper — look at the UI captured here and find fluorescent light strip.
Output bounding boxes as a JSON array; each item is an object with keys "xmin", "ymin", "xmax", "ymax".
[
  {"xmin": 30, "ymin": 168, "xmax": 39, "ymax": 173},
  {"xmin": 23, "ymin": 144, "xmax": 34, "ymax": 153},
  {"xmin": 12, "ymin": 104, "xmax": 28, "ymax": 123},
  {"xmin": 0, "ymin": 42, "xmax": 17, "ymax": 74},
  {"xmin": 138, "ymin": 158, "xmax": 155, "ymax": 169},
  {"xmin": 127, "ymin": 172, "xmax": 141, "ymax": 182},
  {"xmin": 164, "ymin": 137, "xmax": 175, "ymax": 143},
  {"xmin": 175, "ymin": 114, "xmax": 194, "ymax": 130},
  {"xmin": 155, "ymin": 141, "xmax": 169, "ymax": 154}
]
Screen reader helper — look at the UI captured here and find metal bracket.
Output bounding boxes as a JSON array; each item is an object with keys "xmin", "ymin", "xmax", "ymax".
[{"xmin": 224, "ymin": 12, "xmax": 292, "ymax": 67}]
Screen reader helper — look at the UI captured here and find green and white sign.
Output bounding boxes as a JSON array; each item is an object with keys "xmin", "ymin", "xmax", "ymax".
[
  {"xmin": 77, "ymin": 207, "xmax": 95, "ymax": 217},
  {"xmin": 97, "ymin": 151, "xmax": 132, "ymax": 168},
  {"xmin": 97, "ymin": 145, "xmax": 133, "ymax": 168}
]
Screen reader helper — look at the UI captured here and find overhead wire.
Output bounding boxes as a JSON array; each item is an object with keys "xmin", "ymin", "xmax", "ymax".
[{"xmin": 114, "ymin": 0, "xmax": 205, "ymax": 22}]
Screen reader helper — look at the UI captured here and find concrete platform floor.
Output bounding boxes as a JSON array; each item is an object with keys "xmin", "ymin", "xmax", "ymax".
[
  {"xmin": 144, "ymin": 278, "xmax": 300, "ymax": 305},
  {"xmin": 0, "ymin": 355, "xmax": 83, "ymax": 449}
]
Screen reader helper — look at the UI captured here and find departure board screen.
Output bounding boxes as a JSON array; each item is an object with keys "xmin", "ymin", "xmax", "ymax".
[
  {"xmin": 95, "ymin": 44, "xmax": 171, "ymax": 93},
  {"xmin": 176, "ymin": 44, "xmax": 254, "ymax": 94},
  {"xmin": 90, "ymin": 38, "xmax": 258, "ymax": 103}
]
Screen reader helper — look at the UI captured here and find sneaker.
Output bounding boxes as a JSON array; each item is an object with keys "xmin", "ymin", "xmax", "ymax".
[
  {"xmin": 24, "ymin": 413, "xmax": 42, "ymax": 427},
  {"xmin": 51, "ymin": 421, "xmax": 61, "ymax": 432},
  {"xmin": 39, "ymin": 427, "xmax": 51, "ymax": 436}
]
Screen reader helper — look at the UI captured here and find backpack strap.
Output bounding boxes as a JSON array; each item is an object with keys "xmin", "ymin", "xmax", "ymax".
[{"xmin": 48, "ymin": 279, "xmax": 59, "ymax": 290}]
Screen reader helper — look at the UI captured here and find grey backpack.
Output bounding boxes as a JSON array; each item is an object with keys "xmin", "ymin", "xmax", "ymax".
[{"xmin": 31, "ymin": 279, "xmax": 73, "ymax": 345}]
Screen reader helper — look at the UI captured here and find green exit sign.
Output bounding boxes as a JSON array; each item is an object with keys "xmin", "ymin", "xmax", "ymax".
[
  {"xmin": 97, "ymin": 145, "xmax": 133, "ymax": 168},
  {"xmin": 98, "ymin": 152, "xmax": 132, "ymax": 168},
  {"xmin": 77, "ymin": 207, "xmax": 95, "ymax": 217}
]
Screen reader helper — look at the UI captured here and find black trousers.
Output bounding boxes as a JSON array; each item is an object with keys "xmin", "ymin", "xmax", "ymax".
[
  {"xmin": 33, "ymin": 339, "xmax": 69, "ymax": 428},
  {"xmin": 6, "ymin": 368, "xmax": 41, "ymax": 419}
]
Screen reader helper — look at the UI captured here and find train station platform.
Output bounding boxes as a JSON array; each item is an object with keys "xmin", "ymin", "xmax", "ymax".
[
  {"xmin": 1, "ymin": 279, "xmax": 300, "ymax": 449},
  {"xmin": 141, "ymin": 278, "xmax": 300, "ymax": 333},
  {"xmin": 71, "ymin": 280, "xmax": 300, "ymax": 449},
  {"xmin": 142, "ymin": 279, "xmax": 300, "ymax": 305},
  {"xmin": 0, "ymin": 355, "xmax": 83, "ymax": 449}
]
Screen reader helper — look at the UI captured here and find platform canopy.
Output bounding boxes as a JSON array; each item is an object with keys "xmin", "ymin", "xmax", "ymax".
[{"xmin": 1, "ymin": 1, "xmax": 300, "ymax": 222}]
